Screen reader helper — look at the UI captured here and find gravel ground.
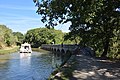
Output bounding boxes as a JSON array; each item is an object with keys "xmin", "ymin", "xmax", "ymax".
[
  {"xmin": 72, "ymin": 55, "xmax": 120, "ymax": 80},
  {"xmin": 51, "ymin": 54, "xmax": 120, "ymax": 80}
]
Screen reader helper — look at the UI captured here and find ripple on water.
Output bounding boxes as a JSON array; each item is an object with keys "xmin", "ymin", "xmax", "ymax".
[{"xmin": 0, "ymin": 51, "xmax": 62, "ymax": 80}]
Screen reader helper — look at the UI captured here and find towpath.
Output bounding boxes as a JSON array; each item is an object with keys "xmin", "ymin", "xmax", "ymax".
[
  {"xmin": 52, "ymin": 54, "xmax": 120, "ymax": 80},
  {"xmin": 70, "ymin": 55, "xmax": 120, "ymax": 80}
]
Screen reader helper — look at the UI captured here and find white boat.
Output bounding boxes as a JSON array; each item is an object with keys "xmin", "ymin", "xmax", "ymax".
[{"xmin": 20, "ymin": 43, "xmax": 32, "ymax": 53}]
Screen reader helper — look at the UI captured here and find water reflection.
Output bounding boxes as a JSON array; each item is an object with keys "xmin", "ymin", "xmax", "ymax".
[
  {"xmin": 20, "ymin": 53, "xmax": 31, "ymax": 59},
  {"xmin": 20, "ymin": 53, "xmax": 31, "ymax": 68},
  {"xmin": 19, "ymin": 53, "xmax": 32, "ymax": 80},
  {"xmin": 52, "ymin": 53, "xmax": 62, "ymax": 68}
]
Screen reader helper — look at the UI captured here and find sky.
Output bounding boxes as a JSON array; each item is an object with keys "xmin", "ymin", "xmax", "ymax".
[{"xmin": 0, "ymin": 0, "xmax": 70, "ymax": 34}]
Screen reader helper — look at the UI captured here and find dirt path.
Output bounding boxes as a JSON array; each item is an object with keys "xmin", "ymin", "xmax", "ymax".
[
  {"xmin": 71, "ymin": 55, "xmax": 120, "ymax": 80},
  {"xmin": 51, "ymin": 55, "xmax": 120, "ymax": 80}
]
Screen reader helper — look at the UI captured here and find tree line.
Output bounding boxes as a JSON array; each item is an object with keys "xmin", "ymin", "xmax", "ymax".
[
  {"xmin": 0, "ymin": 25, "xmax": 17, "ymax": 48},
  {"xmin": 0, "ymin": 25, "xmax": 75, "ymax": 49},
  {"xmin": 0, "ymin": 25, "xmax": 24, "ymax": 48},
  {"xmin": 33, "ymin": 0, "xmax": 120, "ymax": 58},
  {"xmin": 23, "ymin": 28, "xmax": 76, "ymax": 48}
]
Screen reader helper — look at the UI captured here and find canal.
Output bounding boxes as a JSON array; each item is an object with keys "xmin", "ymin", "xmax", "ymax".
[{"xmin": 0, "ymin": 50, "xmax": 62, "ymax": 80}]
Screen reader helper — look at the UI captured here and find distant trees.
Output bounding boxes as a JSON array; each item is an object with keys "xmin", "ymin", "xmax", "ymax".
[
  {"xmin": 24, "ymin": 28, "xmax": 65, "ymax": 48},
  {"xmin": 64, "ymin": 32, "xmax": 81, "ymax": 44},
  {"xmin": 34, "ymin": 0, "xmax": 120, "ymax": 58},
  {"xmin": 0, "ymin": 25, "xmax": 17, "ymax": 48},
  {"xmin": 13, "ymin": 32, "xmax": 24, "ymax": 45},
  {"xmin": 0, "ymin": 24, "xmax": 76, "ymax": 49}
]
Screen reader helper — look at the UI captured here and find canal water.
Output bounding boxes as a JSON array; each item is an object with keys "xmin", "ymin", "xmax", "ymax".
[{"xmin": 0, "ymin": 50, "xmax": 62, "ymax": 80}]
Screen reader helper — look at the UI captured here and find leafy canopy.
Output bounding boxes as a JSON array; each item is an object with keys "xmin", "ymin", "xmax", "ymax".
[
  {"xmin": 24, "ymin": 28, "xmax": 64, "ymax": 48},
  {"xmin": 0, "ymin": 25, "xmax": 17, "ymax": 47},
  {"xmin": 34, "ymin": 0, "xmax": 120, "ymax": 58}
]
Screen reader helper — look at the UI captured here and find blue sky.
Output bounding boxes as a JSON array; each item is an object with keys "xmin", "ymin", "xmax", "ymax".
[{"xmin": 0, "ymin": 0, "xmax": 70, "ymax": 34}]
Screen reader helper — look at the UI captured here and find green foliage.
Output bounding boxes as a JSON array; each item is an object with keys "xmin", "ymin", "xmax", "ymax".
[
  {"xmin": 24, "ymin": 28, "xmax": 65, "ymax": 48},
  {"xmin": 0, "ymin": 46, "xmax": 19, "ymax": 54},
  {"xmin": 108, "ymin": 30, "xmax": 120, "ymax": 59},
  {"xmin": 13, "ymin": 32, "xmax": 24, "ymax": 45},
  {"xmin": 0, "ymin": 25, "xmax": 17, "ymax": 47},
  {"xmin": 34, "ymin": 0, "xmax": 120, "ymax": 58},
  {"xmin": 64, "ymin": 32, "xmax": 81, "ymax": 44}
]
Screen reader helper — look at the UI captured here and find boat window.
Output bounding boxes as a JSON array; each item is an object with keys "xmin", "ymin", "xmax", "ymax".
[{"xmin": 25, "ymin": 46, "xmax": 29, "ymax": 49}]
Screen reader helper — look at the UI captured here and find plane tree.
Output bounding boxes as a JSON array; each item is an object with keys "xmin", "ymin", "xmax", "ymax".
[{"xmin": 33, "ymin": 0, "xmax": 120, "ymax": 58}]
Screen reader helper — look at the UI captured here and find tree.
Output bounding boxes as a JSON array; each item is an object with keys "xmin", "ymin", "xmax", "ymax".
[
  {"xmin": 24, "ymin": 28, "xmax": 65, "ymax": 48},
  {"xmin": 64, "ymin": 32, "xmax": 81, "ymax": 44},
  {"xmin": 13, "ymin": 32, "xmax": 24, "ymax": 45},
  {"xmin": 0, "ymin": 25, "xmax": 17, "ymax": 47},
  {"xmin": 34, "ymin": 0, "xmax": 120, "ymax": 58}
]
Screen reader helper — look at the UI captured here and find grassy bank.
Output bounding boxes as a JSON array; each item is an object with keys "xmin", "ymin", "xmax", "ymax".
[{"xmin": 0, "ymin": 46, "xmax": 19, "ymax": 55}]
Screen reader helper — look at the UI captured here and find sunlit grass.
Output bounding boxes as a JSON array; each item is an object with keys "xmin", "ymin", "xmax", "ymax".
[{"xmin": 0, "ymin": 46, "xmax": 19, "ymax": 54}]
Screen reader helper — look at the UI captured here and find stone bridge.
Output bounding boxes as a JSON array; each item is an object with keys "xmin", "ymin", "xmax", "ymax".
[
  {"xmin": 41, "ymin": 44, "xmax": 95, "ymax": 56},
  {"xmin": 41, "ymin": 44, "xmax": 79, "ymax": 54}
]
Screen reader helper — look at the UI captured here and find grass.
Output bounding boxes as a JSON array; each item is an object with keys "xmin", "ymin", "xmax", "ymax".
[{"xmin": 0, "ymin": 46, "xmax": 19, "ymax": 55}]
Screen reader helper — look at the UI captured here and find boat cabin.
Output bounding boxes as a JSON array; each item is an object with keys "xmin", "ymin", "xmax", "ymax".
[{"xmin": 20, "ymin": 43, "xmax": 32, "ymax": 53}]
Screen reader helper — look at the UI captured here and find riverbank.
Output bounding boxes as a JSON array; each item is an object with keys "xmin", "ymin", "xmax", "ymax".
[
  {"xmin": 0, "ymin": 46, "xmax": 19, "ymax": 55},
  {"xmin": 48, "ymin": 55, "xmax": 77, "ymax": 80}
]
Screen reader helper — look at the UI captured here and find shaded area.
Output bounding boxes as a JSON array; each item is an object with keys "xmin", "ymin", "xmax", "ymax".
[
  {"xmin": 72, "ymin": 55, "xmax": 120, "ymax": 80},
  {"xmin": 50, "ymin": 54, "xmax": 120, "ymax": 80}
]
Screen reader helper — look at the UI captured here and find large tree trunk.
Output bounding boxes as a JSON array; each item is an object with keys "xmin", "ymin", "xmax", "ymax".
[{"xmin": 101, "ymin": 38, "xmax": 110, "ymax": 57}]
